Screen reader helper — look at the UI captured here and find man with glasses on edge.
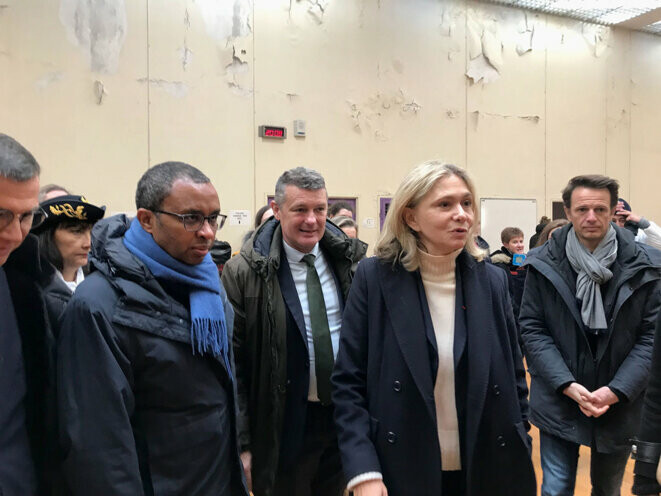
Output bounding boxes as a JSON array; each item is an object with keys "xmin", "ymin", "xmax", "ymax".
[
  {"xmin": 0, "ymin": 134, "xmax": 54, "ymax": 496},
  {"xmin": 57, "ymin": 162, "xmax": 248, "ymax": 495}
]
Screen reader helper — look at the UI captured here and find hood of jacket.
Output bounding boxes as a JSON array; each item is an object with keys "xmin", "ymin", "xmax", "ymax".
[
  {"xmin": 239, "ymin": 216, "xmax": 367, "ymax": 280},
  {"xmin": 88, "ymin": 214, "xmax": 189, "ymax": 319},
  {"xmin": 490, "ymin": 246, "xmax": 513, "ymax": 266}
]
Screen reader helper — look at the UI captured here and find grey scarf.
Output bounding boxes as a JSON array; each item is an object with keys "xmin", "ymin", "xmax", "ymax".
[{"xmin": 565, "ymin": 226, "xmax": 618, "ymax": 335}]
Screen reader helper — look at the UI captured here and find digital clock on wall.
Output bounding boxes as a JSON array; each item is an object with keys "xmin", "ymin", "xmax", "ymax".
[{"xmin": 259, "ymin": 125, "xmax": 287, "ymax": 139}]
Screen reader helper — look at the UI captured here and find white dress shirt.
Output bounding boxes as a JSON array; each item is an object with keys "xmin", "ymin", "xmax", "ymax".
[
  {"xmin": 282, "ymin": 239, "xmax": 342, "ymax": 402},
  {"xmin": 55, "ymin": 267, "xmax": 85, "ymax": 293}
]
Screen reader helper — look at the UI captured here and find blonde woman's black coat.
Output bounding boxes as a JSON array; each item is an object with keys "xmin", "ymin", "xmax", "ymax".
[{"xmin": 331, "ymin": 251, "xmax": 536, "ymax": 496}]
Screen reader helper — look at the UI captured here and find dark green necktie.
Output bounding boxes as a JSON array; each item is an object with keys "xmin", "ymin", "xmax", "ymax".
[{"xmin": 302, "ymin": 253, "xmax": 334, "ymax": 405}]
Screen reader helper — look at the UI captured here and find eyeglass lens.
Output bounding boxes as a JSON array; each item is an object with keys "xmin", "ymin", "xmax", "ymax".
[
  {"xmin": 0, "ymin": 208, "xmax": 47, "ymax": 231},
  {"xmin": 183, "ymin": 213, "xmax": 225, "ymax": 232}
]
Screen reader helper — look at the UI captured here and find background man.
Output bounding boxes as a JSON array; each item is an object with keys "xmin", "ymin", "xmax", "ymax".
[
  {"xmin": 0, "ymin": 134, "xmax": 54, "ymax": 495},
  {"xmin": 327, "ymin": 200, "xmax": 354, "ymax": 219},
  {"xmin": 222, "ymin": 167, "xmax": 366, "ymax": 496},
  {"xmin": 613, "ymin": 198, "xmax": 661, "ymax": 250},
  {"xmin": 38, "ymin": 184, "xmax": 70, "ymax": 202},
  {"xmin": 57, "ymin": 162, "xmax": 247, "ymax": 495},
  {"xmin": 520, "ymin": 175, "xmax": 661, "ymax": 496}
]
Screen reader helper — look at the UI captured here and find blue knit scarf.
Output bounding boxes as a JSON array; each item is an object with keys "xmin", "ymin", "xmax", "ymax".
[{"xmin": 123, "ymin": 218, "xmax": 232, "ymax": 378}]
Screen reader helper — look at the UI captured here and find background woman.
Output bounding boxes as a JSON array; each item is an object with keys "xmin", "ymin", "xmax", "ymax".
[
  {"xmin": 32, "ymin": 195, "xmax": 105, "ymax": 332},
  {"xmin": 331, "ymin": 161, "xmax": 535, "ymax": 496},
  {"xmin": 535, "ymin": 218, "xmax": 569, "ymax": 247}
]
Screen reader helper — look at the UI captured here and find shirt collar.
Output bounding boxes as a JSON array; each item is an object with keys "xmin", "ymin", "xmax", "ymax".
[
  {"xmin": 56, "ymin": 266, "xmax": 85, "ymax": 293},
  {"xmin": 282, "ymin": 238, "xmax": 321, "ymax": 264}
]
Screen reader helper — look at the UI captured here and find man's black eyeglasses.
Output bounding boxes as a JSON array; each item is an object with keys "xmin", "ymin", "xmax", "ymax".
[
  {"xmin": 154, "ymin": 210, "xmax": 227, "ymax": 232},
  {"xmin": 0, "ymin": 207, "xmax": 48, "ymax": 232}
]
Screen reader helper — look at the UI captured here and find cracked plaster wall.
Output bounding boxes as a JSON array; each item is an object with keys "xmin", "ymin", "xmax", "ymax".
[{"xmin": 1, "ymin": 0, "xmax": 661, "ymax": 252}]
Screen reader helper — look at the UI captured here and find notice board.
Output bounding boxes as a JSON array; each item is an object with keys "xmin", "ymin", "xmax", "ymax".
[{"xmin": 480, "ymin": 198, "xmax": 537, "ymax": 252}]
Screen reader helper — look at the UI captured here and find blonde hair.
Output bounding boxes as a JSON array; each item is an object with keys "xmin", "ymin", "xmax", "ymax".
[{"xmin": 374, "ymin": 161, "xmax": 485, "ymax": 271}]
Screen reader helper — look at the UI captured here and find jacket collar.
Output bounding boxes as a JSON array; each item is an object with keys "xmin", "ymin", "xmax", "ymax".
[
  {"xmin": 242, "ymin": 217, "xmax": 367, "ymax": 281},
  {"xmin": 525, "ymin": 223, "xmax": 661, "ymax": 345}
]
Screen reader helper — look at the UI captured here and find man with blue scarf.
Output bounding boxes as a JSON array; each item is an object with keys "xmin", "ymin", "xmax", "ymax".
[{"xmin": 57, "ymin": 162, "xmax": 248, "ymax": 495}]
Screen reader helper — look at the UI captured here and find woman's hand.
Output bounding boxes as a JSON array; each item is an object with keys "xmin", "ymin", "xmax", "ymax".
[{"xmin": 353, "ymin": 479, "xmax": 388, "ymax": 496}]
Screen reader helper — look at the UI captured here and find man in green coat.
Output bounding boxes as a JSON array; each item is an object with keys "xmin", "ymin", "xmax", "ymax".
[{"xmin": 222, "ymin": 167, "xmax": 366, "ymax": 496}]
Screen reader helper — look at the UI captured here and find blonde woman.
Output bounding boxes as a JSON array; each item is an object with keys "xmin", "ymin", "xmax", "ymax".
[{"xmin": 331, "ymin": 161, "xmax": 535, "ymax": 496}]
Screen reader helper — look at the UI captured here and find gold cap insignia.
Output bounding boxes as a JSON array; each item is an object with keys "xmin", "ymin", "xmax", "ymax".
[{"xmin": 49, "ymin": 204, "xmax": 88, "ymax": 220}]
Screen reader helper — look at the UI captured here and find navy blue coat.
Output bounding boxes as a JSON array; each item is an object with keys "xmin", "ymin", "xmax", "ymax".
[
  {"xmin": 332, "ymin": 251, "xmax": 536, "ymax": 496},
  {"xmin": 520, "ymin": 224, "xmax": 661, "ymax": 453},
  {"xmin": 57, "ymin": 216, "xmax": 248, "ymax": 495}
]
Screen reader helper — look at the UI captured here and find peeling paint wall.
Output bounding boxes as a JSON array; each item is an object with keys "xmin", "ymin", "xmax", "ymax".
[
  {"xmin": 1, "ymin": 0, "xmax": 661, "ymax": 252},
  {"xmin": 59, "ymin": 0, "xmax": 127, "ymax": 73}
]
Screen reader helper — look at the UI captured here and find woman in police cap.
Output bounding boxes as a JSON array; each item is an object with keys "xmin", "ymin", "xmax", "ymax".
[{"xmin": 32, "ymin": 194, "xmax": 105, "ymax": 333}]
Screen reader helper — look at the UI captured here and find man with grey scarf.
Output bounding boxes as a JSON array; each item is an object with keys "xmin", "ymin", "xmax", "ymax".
[{"xmin": 520, "ymin": 175, "xmax": 661, "ymax": 496}]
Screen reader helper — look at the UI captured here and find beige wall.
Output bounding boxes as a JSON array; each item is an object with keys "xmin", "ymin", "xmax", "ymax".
[{"xmin": 1, "ymin": 0, "xmax": 660, "ymax": 252}]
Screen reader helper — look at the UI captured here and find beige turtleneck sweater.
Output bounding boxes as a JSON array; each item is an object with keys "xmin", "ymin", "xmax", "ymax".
[{"xmin": 418, "ymin": 247, "xmax": 462, "ymax": 471}]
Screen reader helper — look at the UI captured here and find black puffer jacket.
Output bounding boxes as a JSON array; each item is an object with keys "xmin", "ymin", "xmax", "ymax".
[
  {"xmin": 520, "ymin": 224, "xmax": 661, "ymax": 453},
  {"xmin": 57, "ymin": 215, "xmax": 248, "ymax": 495}
]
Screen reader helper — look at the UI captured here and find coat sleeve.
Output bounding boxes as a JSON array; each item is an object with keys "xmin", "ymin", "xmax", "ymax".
[
  {"xmin": 331, "ymin": 260, "xmax": 382, "ymax": 482},
  {"xmin": 636, "ymin": 221, "xmax": 661, "ymax": 251},
  {"xmin": 519, "ymin": 268, "xmax": 576, "ymax": 392},
  {"xmin": 57, "ymin": 295, "xmax": 144, "ymax": 495},
  {"xmin": 497, "ymin": 269, "xmax": 530, "ymax": 425},
  {"xmin": 221, "ymin": 261, "xmax": 251, "ymax": 452},
  {"xmin": 608, "ymin": 283, "xmax": 661, "ymax": 401}
]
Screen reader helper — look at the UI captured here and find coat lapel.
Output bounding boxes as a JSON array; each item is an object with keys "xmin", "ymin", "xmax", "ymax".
[
  {"xmin": 457, "ymin": 252, "xmax": 492, "ymax": 471},
  {"xmin": 454, "ymin": 264, "xmax": 467, "ymax": 368},
  {"xmin": 379, "ymin": 263, "xmax": 436, "ymax": 423},
  {"xmin": 277, "ymin": 253, "xmax": 308, "ymax": 350}
]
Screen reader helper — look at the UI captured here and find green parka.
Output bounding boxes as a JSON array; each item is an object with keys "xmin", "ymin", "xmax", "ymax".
[{"xmin": 221, "ymin": 218, "xmax": 366, "ymax": 495}]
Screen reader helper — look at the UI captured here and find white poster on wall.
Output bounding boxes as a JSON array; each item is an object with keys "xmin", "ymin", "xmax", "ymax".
[
  {"xmin": 228, "ymin": 210, "xmax": 250, "ymax": 226},
  {"xmin": 480, "ymin": 198, "xmax": 537, "ymax": 252}
]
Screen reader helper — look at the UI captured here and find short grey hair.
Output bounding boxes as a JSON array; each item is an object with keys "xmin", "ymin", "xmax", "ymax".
[
  {"xmin": 0, "ymin": 134, "xmax": 40, "ymax": 181},
  {"xmin": 135, "ymin": 161, "xmax": 210, "ymax": 211},
  {"xmin": 274, "ymin": 167, "xmax": 326, "ymax": 205}
]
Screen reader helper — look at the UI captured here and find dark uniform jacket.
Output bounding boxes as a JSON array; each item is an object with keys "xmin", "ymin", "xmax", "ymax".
[
  {"xmin": 3, "ymin": 235, "xmax": 57, "ymax": 496},
  {"xmin": 57, "ymin": 215, "xmax": 248, "ymax": 495},
  {"xmin": 520, "ymin": 224, "xmax": 661, "ymax": 453},
  {"xmin": 332, "ymin": 252, "xmax": 536, "ymax": 496},
  {"xmin": 221, "ymin": 218, "xmax": 366, "ymax": 496}
]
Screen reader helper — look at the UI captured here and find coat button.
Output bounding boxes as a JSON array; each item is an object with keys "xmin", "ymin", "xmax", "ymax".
[
  {"xmin": 496, "ymin": 435, "xmax": 505, "ymax": 447},
  {"xmin": 386, "ymin": 432, "xmax": 397, "ymax": 444},
  {"xmin": 493, "ymin": 384, "xmax": 500, "ymax": 396},
  {"xmin": 393, "ymin": 380, "xmax": 402, "ymax": 392},
  {"xmin": 304, "ymin": 359, "xmax": 310, "ymax": 369}
]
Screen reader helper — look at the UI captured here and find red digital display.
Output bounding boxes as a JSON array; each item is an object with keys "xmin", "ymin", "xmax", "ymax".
[
  {"xmin": 265, "ymin": 128, "xmax": 283, "ymax": 137},
  {"xmin": 259, "ymin": 125, "xmax": 287, "ymax": 139}
]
